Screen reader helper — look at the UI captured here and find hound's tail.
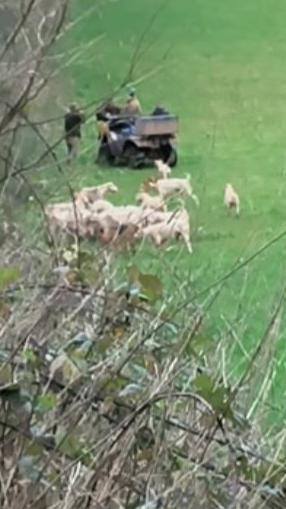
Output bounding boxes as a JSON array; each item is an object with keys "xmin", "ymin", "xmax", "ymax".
[{"xmin": 192, "ymin": 193, "xmax": 200, "ymax": 207}]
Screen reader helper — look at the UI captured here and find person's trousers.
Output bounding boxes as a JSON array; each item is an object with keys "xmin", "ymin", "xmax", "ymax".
[{"xmin": 66, "ymin": 136, "xmax": 80, "ymax": 161}]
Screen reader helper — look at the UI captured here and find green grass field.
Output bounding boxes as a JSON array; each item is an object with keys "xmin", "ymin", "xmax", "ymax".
[{"xmin": 24, "ymin": 0, "xmax": 286, "ymax": 423}]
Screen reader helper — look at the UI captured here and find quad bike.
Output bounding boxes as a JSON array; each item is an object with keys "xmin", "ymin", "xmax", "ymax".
[{"xmin": 96, "ymin": 112, "xmax": 178, "ymax": 169}]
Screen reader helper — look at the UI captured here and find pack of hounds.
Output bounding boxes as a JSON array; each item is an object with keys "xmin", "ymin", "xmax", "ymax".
[{"xmin": 45, "ymin": 160, "xmax": 240, "ymax": 255}]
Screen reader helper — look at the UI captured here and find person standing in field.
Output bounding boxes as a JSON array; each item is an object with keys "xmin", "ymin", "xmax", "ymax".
[
  {"xmin": 124, "ymin": 89, "xmax": 142, "ymax": 116},
  {"xmin": 64, "ymin": 103, "xmax": 85, "ymax": 163}
]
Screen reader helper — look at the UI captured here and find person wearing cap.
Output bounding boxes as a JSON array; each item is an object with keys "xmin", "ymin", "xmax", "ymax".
[
  {"xmin": 124, "ymin": 89, "xmax": 142, "ymax": 116},
  {"xmin": 64, "ymin": 103, "xmax": 86, "ymax": 163}
]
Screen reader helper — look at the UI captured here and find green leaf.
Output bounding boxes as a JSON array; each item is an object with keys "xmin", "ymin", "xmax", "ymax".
[
  {"xmin": 168, "ymin": 448, "xmax": 184, "ymax": 471},
  {"xmin": 191, "ymin": 335, "xmax": 213, "ymax": 354},
  {"xmin": 78, "ymin": 250, "xmax": 95, "ymax": 265},
  {"xmin": 22, "ymin": 349, "xmax": 37, "ymax": 364},
  {"xmin": 104, "ymin": 376, "xmax": 127, "ymax": 394},
  {"xmin": 79, "ymin": 264, "xmax": 98, "ymax": 286},
  {"xmin": 0, "ymin": 266, "xmax": 21, "ymax": 290},
  {"xmin": 34, "ymin": 393, "xmax": 57, "ymax": 415},
  {"xmin": 56, "ymin": 427, "xmax": 82, "ymax": 459},
  {"xmin": 128, "ymin": 265, "xmax": 163, "ymax": 302},
  {"xmin": 139, "ymin": 274, "xmax": 163, "ymax": 302},
  {"xmin": 210, "ymin": 386, "xmax": 231, "ymax": 415},
  {"xmin": 193, "ymin": 374, "xmax": 214, "ymax": 396},
  {"xmin": 69, "ymin": 354, "xmax": 88, "ymax": 372},
  {"xmin": 138, "ymin": 273, "xmax": 163, "ymax": 302},
  {"xmin": 0, "ymin": 363, "xmax": 12, "ymax": 385},
  {"xmin": 22, "ymin": 348, "xmax": 41, "ymax": 369},
  {"xmin": 193, "ymin": 374, "xmax": 233, "ymax": 418}
]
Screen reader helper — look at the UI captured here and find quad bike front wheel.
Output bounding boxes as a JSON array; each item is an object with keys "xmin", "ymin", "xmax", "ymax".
[
  {"xmin": 96, "ymin": 142, "xmax": 114, "ymax": 166},
  {"xmin": 123, "ymin": 143, "xmax": 145, "ymax": 169}
]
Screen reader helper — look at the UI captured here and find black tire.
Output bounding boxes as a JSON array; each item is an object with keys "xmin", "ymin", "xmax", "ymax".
[
  {"xmin": 167, "ymin": 147, "xmax": 178, "ymax": 167},
  {"xmin": 160, "ymin": 144, "xmax": 178, "ymax": 168},
  {"xmin": 123, "ymin": 143, "xmax": 144, "ymax": 169},
  {"xmin": 96, "ymin": 143, "xmax": 114, "ymax": 166}
]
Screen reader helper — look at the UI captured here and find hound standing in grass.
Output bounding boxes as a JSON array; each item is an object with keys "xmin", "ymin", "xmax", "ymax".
[
  {"xmin": 75, "ymin": 182, "xmax": 118, "ymax": 207},
  {"xmin": 224, "ymin": 183, "xmax": 240, "ymax": 216},
  {"xmin": 154, "ymin": 159, "xmax": 171, "ymax": 179},
  {"xmin": 148, "ymin": 175, "xmax": 199, "ymax": 206}
]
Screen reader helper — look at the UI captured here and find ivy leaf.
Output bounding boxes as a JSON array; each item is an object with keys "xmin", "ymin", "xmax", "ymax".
[
  {"xmin": 128, "ymin": 266, "xmax": 163, "ymax": 302},
  {"xmin": 79, "ymin": 264, "xmax": 98, "ymax": 286},
  {"xmin": 193, "ymin": 374, "xmax": 214, "ymax": 396},
  {"xmin": 22, "ymin": 348, "xmax": 41, "ymax": 369},
  {"xmin": 55, "ymin": 427, "xmax": 82, "ymax": 459},
  {"xmin": 138, "ymin": 273, "xmax": 163, "ymax": 303},
  {"xmin": 193, "ymin": 374, "xmax": 233, "ymax": 418},
  {"xmin": 22, "ymin": 348, "xmax": 37, "ymax": 364},
  {"xmin": 34, "ymin": 393, "xmax": 57, "ymax": 416},
  {"xmin": 0, "ymin": 266, "xmax": 21, "ymax": 290},
  {"xmin": 186, "ymin": 335, "xmax": 213, "ymax": 357},
  {"xmin": 104, "ymin": 376, "xmax": 127, "ymax": 395}
]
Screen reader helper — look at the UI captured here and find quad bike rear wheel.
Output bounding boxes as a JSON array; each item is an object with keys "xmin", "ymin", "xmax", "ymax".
[{"xmin": 167, "ymin": 147, "xmax": 177, "ymax": 167}]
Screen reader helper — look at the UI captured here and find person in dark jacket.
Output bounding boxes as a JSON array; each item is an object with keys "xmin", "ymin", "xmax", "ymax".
[
  {"xmin": 152, "ymin": 104, "xmax": 169, "ymax": 116},
  {"xmin": 64, "ymin": 103, "xmax": 85, "ymax": 163}
]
